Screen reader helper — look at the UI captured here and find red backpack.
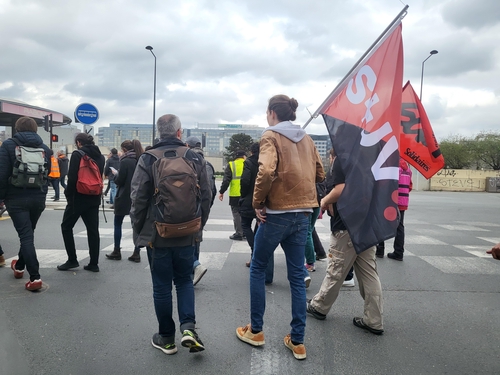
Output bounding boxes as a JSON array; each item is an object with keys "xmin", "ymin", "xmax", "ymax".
[{"xmin": 75, "ymin": 150, "xmax": 103, "ymax": 195}]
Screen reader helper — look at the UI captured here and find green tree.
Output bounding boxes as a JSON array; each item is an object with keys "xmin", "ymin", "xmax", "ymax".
[
  {"xmin": 470, "ymin": 131, "xmax": 500, "ymax": 170},
  {"xmin": 439, "ymin": 135, "xmax": 474, "ymax": 169},
  {"xmin": 223, "ymin": 133, "xmax": 255, "ymax": 161}
]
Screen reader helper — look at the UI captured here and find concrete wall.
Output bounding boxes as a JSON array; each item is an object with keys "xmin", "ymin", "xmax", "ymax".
[{"xmin": 429, "ymin": 169, "xmax": 500, "ymax": 192}]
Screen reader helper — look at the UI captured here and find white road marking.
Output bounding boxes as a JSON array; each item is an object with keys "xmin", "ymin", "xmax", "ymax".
[{"xmin": 420, "ymin": 256, "xmax": 500, "ymax": 274}]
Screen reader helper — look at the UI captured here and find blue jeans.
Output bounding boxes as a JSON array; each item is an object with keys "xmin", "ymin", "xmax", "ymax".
[
  {"xmin": 305, "ymin": 207, "xmax": 320, "ymax": 264},
  {"xmin": 250, "ymin": 212, "xmax": 309, "ymax": 343},
  {"xmin": 147, "ymin": 246, "xmax": 196, "ymax": 338},
  {"xmin": 109, "ymin": 181, "xmax": 117, "ymax": 204},
  {"xmin": 193, "ymin": 241, "xmax": 200, "ymax": 270},
  {"xmin": 5, "ymin": 197, "xmax": 45, "ymax": 281}
]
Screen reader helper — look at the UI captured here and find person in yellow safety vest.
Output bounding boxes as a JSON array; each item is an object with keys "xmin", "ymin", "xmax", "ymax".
[
  {"xmin": 219, "ymin": 150, "xmax": 247, "ymax": 240},
  {"xmin": 48, "ymin": 154, "xmax": 61, "ymax": 201}
]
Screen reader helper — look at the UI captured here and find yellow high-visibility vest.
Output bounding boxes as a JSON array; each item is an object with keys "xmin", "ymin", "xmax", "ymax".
[{"xmin": 228, "ymin": 158, "xmax": 244, "ymax": 197}]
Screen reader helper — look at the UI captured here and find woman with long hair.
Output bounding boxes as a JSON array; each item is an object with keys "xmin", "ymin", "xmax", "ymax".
[{"xmin": 106, "ymin": 139, "xmax": 144, "ymax": 262}]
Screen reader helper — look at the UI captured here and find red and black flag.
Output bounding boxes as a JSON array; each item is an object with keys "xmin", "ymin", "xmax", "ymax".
[
  {"xmin": 400, "ymin": 81, "xmax": 445, "ymax": 178},
  {"xmin": 311, "ymin": 19, "xmax": 404, "ymax": 253}
]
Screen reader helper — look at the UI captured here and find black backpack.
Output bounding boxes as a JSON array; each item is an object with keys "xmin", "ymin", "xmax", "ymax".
[{"xmin": 147, "ymin": 146, "xmax": 201, "ymax": 238}]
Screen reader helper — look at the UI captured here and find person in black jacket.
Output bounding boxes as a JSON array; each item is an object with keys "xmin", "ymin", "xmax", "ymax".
[
  {"xmin": 130, "ymin": 114, "xmax": 211, "ymax": 354},
  {"xmin": 106, "ymin": 139, "xmax": 144, "ymax": 262},
  {"xmin": 104, "ymin": 148, "xmax": 120, "ymax": 207},
  {"xmin": 239, "ymin": 142, "xmax": 260, "ymax": 268},
  {"xmin": 57, "ymin": 133, "xmax": 105, "ymax": 272},
  {"xmin": 57, "ymin": 150, "xmax": 69, "ymax": 190},
  {"xmin": 0, "ymin": 117, "xmax": 52, "ymax": 291}
]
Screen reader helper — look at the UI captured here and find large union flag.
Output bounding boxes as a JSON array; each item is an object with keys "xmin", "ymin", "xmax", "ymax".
[
  {"xmin": 400, "ymin": 81, "xmax": 445, "ymax": 178},
  {"xmin": 319, "ymin": 23, "xmax": 404, "ymax": 253}
]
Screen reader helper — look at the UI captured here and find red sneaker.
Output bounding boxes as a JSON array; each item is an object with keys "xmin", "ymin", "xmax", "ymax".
[
  {"xmin": 11, "ymin": 259, "xmax": 24, "ymax": 279},
  {"xmin": 25, "ymin": 279, "xmax": 43, "ymax": 291}
]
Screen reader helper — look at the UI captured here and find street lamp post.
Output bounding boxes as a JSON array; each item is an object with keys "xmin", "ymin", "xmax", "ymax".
[
  {"xmin": 145, "ymin": 45, "xmax": 156, "ymax": 144},
  {"xmin": 420, "ymin": 49, "xmax": 438, "ymax": 101}
]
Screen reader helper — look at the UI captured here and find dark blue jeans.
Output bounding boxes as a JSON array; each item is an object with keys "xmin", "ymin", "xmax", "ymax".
[
  {"xmin": 50, "ymin": 178, "xmax": 60, "ymax": 199},
  {"xmin": 147, "ymin": 246, "xmax": 196, "ymax": 338},
  {"xmin": 5, "ymin": 197, "xmax": 45, "ymax": 281},
  {"xmin": 250, "ymin": 212, "xmax": 309, "ymax": 343}
]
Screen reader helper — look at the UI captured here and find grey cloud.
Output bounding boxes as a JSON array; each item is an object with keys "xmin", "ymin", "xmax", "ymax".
[{"xmin": 442, "ymin": 0, "xmax": 500, "ymax": 30}]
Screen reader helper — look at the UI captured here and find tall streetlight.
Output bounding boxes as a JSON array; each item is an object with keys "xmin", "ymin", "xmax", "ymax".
[
  {"xmin": 420, "ymin": 50, "xmax": 438, "ymax": 101},
  {"xmin": 145, "ymin": 45, "xmax": 156, "ymax": 144}
]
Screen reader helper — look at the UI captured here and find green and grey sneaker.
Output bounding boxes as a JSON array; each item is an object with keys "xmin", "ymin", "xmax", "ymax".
[
  {"xmin": 181, "ymin": 329, "xmax": 205, "ymax": 353},
  {"xmin": 151, "ymin": 333, "xmax": 177, "ymax": 355}
]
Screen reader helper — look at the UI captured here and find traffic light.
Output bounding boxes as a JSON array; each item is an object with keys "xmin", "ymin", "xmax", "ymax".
[
  {"xmin": 51, "ymin": 134, "xmax": 59, "ymax": 142},
  {"xmin": 43, "ymin": 115, "xmax": 50, "ymax": 132}
]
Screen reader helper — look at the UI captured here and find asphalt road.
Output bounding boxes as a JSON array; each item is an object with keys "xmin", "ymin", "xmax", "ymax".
[{"xmin": 1, "ymin": 190, "xmax": 499, "ymax": 375}]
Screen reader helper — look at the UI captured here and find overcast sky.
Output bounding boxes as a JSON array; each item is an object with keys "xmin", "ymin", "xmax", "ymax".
[{"xmin": 1, "ymin": 0, "xmax": 499, "ymax": 141}]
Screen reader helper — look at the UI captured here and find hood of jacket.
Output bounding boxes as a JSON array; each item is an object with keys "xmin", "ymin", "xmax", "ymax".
[
  {"xmin": 13, "ymin": 131, "xmax": 45, "ymax": 147},
  {"xmin": 263, "ymin": 121, "xmax": 306, "ymax": 143},
  {"xmin": 80, "ymin": 144, "xmax": 102, "ymax": 159}
]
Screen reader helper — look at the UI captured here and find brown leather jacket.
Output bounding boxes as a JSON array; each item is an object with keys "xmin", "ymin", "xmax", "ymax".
[{"xmin": 253, "ymin": 123, "xmax": 325, "ymax": 210}]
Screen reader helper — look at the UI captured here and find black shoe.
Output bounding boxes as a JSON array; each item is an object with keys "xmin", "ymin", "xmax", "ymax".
[
  {"xmin": 105, "ymin": 248, "xmax": 121, "ymax": 260},
  {"xmin": 376, "ymin": 252, "xmax": 384, "ymax": 258},
  {"xmin": 53, "ymin": 198, "xmax": 59, "ymax": 201},
  {"xmin": 316, "ymin": 254, "xmax": 327, "ymax": 261},
  {"xmin": 353, "ymin": 317, "xmax": 384, "ymax": 335},
  {"xmin": 128, "ymin": 252, "xmax": 141, "ymax": 263},
  {"xmin": 229, "ymin": 234, "xmax": 244, "ymax": 241},
  {"xmin": 151, "ymin": 333, "xmax": 177, "ymax": 355},
  {"xmin": 84, "ymin": 264, "xmax": 99, "ymax": 272},
  {"xmin": 387, "ymin": 252, "xmax": 403, "ymax": 261},
  {"xmin": 57, "ymin": 260, "xmax": 79, "ymax": 271},
  {"xmin": 181, "ymin": 329, "xmax": 205, "ymax": 353},
  {"xmin": 306, "ymin": 299, "xmax": 326, "ymax": 320}
]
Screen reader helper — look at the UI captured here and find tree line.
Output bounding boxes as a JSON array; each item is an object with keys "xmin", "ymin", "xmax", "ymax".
[{"xmin": 440, "ymin": 131, "xmax": 500, "ymax": 170}]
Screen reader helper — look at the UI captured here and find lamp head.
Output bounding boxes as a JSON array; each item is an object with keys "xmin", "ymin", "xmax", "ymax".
[
  {"xmin": 430, "ymin": 50, "xmax": 438, "ymax": 55},
  {"xmin": 145, "ymin": 46, "xmax": 153, "ymax": 51}
]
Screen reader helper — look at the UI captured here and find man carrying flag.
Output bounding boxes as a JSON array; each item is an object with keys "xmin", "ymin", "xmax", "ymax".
[{"xmin": 304, "ymin": 6, "xmax": 407, "ymax": 334}]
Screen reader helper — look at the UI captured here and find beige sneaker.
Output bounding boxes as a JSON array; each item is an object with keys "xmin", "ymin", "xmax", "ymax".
[
  {"xmin": 236, "ymin": 324, "xmax": 265, "ymax": 346},
  {"xmin": 0, "ymin": 255, "xmax": 5, "ymax": 267},
  {"xmin": 284, "ymin": 334, "xmax": 306, "ymax": 360}
]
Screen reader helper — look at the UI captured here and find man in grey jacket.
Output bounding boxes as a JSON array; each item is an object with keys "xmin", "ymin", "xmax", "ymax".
[{"xmin": 130, "ymin": 114, "xmax": 211, "ymax": 355}]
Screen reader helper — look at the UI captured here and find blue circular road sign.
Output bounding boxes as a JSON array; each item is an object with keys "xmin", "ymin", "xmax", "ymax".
[{"xmin": 75, "ymin": 103, "xmax": 99, "ymax": 125}]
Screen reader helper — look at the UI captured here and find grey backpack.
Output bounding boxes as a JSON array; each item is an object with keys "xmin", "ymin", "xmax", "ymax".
[{"xmin": 9, "ymin": 138, "xmax": 48, "ymax": 189}]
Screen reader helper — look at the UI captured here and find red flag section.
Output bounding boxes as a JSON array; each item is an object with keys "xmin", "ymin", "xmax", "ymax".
[
  {"xmin": 400, "ymin": 81, "xmax": 445, "ymax": 179},
  {"xmin": 320, "ymin": 23, "xmax": 404, "ymax": 253}
]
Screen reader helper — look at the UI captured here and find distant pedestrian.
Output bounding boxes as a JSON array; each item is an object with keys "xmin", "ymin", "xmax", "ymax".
[
  {"xmin": 236, "ymin": 94, "xmax": 325, "ymax": 360},
  {"xmin": 0, "ymin": 116, "xmax": 52, "ymax": 291},
  {"xmin": 376, "ymin": 158, "xmax": 412, "ymax": 261},
  {"xmin": 57, "ymin": 133, "xmax": 105, "ymax": 272},
  {"xmin": 48, "ymin": 154, "xmax": 61, "ymax": 201},
  {"xmin": 239, "ymin": 142, "xmax": 260, "ymax": 268},
  {"xmin": 130, "ymin": 114, "xmax": 211, "ymax": 355},
  {"xmin": 58, "ymin": 150, "xmax": 69, "ymax": 190},
  {"xmin": 219, "ymin": 150, "xmax": 246, "ymax": 240},
  {"xmin": 105, "ymin": 139, "xmax": 144, "ymax": 262},
  {"xmin": 104, "ymin": 148, "xmax": 120, "ymax": 207},
  {"xmin": 185, "ymin": 135, "xmax": 216, "ymax": 285}
]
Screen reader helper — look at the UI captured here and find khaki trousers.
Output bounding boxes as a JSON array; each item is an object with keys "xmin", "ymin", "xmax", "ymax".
[{"xmin": 311, "ymin": 230, "xmax": 384, "ymax": 330}]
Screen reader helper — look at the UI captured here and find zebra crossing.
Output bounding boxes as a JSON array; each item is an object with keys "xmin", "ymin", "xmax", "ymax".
[{"xmin": 3, "ymin": 212, "xmax": 499, "ymax": 277}]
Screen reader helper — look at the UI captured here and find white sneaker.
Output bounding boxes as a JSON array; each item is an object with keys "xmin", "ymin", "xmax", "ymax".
[
  {"xmin": 193, "ymin": 265, "xmax": 207, "ymax": 286},
  {"xmin": 304, "ymin": 276, "xmax": 311, "ymax": 289},
  {"xmin": 342, "ymin": 279, "xmax": 355, "ymax": 287}
]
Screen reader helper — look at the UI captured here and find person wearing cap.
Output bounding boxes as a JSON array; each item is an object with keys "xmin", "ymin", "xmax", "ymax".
[
  {"xmin": 219, "ymin": 149, "xmax": 247, "ymax": 240},
  {"xmin": 185, "ymin": 135, "xmax": 216, "ymax": 286}
]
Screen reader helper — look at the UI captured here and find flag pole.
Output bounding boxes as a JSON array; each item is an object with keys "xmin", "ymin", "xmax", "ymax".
[{"xmin": 303, "ymin": 4, "xmax": 409, "ymax": 129}]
